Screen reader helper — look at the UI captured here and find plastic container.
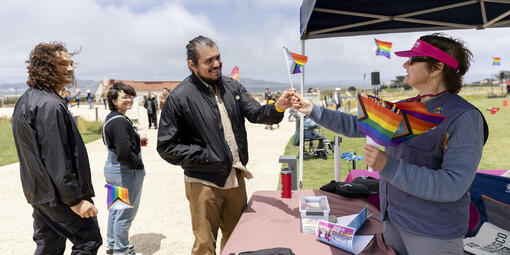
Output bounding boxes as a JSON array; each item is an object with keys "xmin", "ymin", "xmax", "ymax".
[{"xmin": 299, "ymin": 196, "xmax": 330, "ymax": 233}]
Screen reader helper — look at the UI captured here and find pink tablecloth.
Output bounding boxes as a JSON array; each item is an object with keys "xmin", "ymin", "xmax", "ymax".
[{"xmin": 221, "ymin": 190, "xmax": 396, "ymax": 255}]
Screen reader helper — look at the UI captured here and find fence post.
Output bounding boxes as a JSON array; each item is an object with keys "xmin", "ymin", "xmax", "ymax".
[{"xmin": 95, "ymin": 107, "xmax": 98, "ymax": 121}]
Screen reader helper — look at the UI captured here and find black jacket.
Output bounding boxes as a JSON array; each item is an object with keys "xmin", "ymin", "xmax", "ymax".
[
  {"xmin": 157, "ymin": 73, "xmax": 284, "ymax": 187},
  {"xmin": 144, "ymin": 97, "xmax": 158, "ymax": 115},
  {"xmin": 103, "ymin": 111, "xmax": 144, "ymax": 170},
  {"xmin": 12, "ymin": 87, "xmax": 94, "ymax": 206}
]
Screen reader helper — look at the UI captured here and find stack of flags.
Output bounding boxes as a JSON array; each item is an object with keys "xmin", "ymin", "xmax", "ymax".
[
  {"xmin": 357, "ymin": 94, "xmax": 446, "ymax": 147},
  {"xmin": 284, "ymin": 47, "xmax": 308, "ymax": 75},
  {"xmin": 105, "ymin": 184, "xmax": 133, "ymax": 210},
  {"xmin": 493, "ymin": 57, "xmax": 501, "ymax": 66},
  {"xmin": 375, "ymin": 39, "xmax": 392, "ymax": 59}
]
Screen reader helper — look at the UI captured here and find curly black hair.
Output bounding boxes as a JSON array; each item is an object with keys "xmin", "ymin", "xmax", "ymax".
[{"xmin": 26, "ymin": 42, "xmax": 78, "ymax": 92}]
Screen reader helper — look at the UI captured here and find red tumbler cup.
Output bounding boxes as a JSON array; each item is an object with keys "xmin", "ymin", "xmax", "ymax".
[
  {"xmin": 141, "ymin": 136, "xmax": 148, "ymax": 147},
  {"xmin": 281, "ymin": 169, "xmax": 292, "ymax": 198}
]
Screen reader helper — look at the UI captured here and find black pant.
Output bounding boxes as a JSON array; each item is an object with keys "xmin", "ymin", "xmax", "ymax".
[
  {"xmin": 32, "ymin": 203, "xmax": 102, "ymax": 255},
  {"xmin": 148, "ymin": 113, "xmax": 157, "ymax": 128}
]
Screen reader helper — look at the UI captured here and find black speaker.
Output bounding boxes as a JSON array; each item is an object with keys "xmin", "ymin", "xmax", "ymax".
[
  {"xmin": 371, "ymin": 72, "xmax": 380, "ymax": 85},
  {"xmin": 500, "ymin": 72, "xmax": 505, "ymax": 80}
]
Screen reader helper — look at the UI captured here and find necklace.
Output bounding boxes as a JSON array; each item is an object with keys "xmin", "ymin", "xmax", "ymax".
[{"xmin": 407, "ymin": 90, "xmax": 447, "ymax": 102}]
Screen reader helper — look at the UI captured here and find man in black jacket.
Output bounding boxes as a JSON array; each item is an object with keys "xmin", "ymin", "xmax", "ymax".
[
  {"xmin": 12, "ymin": 42, "xmax": 102, "ymax": 255},
  {"xmin": 157, "ymin": 35, "xmax": 293, "ymax": 255},
  {"xmin": 144, "ymin": 91, "xmax": 158, "ymax": 129}
]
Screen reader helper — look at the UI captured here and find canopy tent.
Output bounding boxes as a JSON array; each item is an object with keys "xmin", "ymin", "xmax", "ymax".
[
  {"xmin": 294, "ymin": 0, "xmax": 510, "ymax": 188},
  {"xmin": 301, "ymin": 0, "xmax": 510, "ymax": 40}
]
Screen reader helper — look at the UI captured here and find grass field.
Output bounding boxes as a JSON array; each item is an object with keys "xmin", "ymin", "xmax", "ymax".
[
  {"xmin": 284, "ymin": 96, "xmax": 510, "ymax": 190},
  {"xmin": 0, "ymin": 117, "xmax": 102, "ymax": 166}
]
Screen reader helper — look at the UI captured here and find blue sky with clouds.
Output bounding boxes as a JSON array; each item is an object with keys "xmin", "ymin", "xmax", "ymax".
[{"xmin": 1, "ymin": 0, "xmax": 509, "ymax": 86}]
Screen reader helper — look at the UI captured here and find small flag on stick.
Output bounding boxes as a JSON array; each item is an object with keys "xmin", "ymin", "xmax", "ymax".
[
  {"xmin": 284, "ymin": 47, "xmax": 308, "ymax": 74},
  {"xmin": 105, "ymin": 184, "xmax": 133, "ymax": 210},
  {"xmin": 493, "ymin": 57, "xmax": 501, "ymax": 66},
  {"xmin": 375, "ymin": 39, "xmax": 392, "ymax": 59},
  {"xmin": 230, "ymin": 66, "xmax": 240, "ymax": 81}
]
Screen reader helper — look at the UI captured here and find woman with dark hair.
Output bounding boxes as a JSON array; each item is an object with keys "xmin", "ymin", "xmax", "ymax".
[
  {"xmin": 103, "ymin": 82, "xmax": 145, "ymax": 255},
  {"xmin": 291, "ymin": 33, "xmax": 488, "ymax": 254}
]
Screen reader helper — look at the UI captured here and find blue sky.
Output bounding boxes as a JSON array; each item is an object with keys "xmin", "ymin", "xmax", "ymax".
[{"xmin": 1, "ymin": 0, "xmax": 509, "ymax": 86}]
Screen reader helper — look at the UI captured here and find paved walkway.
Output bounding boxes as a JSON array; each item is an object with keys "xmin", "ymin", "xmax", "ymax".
[{"xmin": 0, "ymin": 105, "xmax": 295, "ymax": 255}]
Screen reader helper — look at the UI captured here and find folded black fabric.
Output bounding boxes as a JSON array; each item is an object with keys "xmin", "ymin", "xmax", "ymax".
[
  {"xmin": 320, "ymin": 176, "xmax": 379, "ymax": 198},
  {"xmin": 229, "ymin": 247, "xmax": 295, "ymax": 255}
]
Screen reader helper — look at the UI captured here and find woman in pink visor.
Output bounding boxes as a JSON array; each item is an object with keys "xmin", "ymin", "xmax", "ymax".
[{"xmin": 291, "ymin": 33, "xmax": 488, "ymax": 254}]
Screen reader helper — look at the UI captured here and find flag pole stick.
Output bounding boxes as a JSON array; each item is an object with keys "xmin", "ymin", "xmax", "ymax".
[
  {"xmin": 299, "ymin": 40, "xmax": 306, "ymax": 190},
  {"xmin": 283, "ymin": 47, "xmax": 294, "ymax": 90}
]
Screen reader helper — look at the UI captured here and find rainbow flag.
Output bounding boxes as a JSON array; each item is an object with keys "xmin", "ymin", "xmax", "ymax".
[
  {"xmin": 105, "ymin": 184, "xmax": 133, "ymax": 210},
  {"xmin": 493, "ymin": 57, "xmax": 501, "ymax": 66},
  {"xmin": 69, "ymin": 101, "xmax": 78, "ymax": 107},
  {"xmin": 230, "ymin": 66, "xmax": 240, "ymax": 81},
  {"xmin": 284, "ymin": 48, "xmax": 308, "ymax": 74},
  {"xmin": 357, "ymin": 94, "xmax": 403, "ymax": 146},
  {"xmin": 375, "ymin": 39, "xmax": 392, "ymax": 59}
]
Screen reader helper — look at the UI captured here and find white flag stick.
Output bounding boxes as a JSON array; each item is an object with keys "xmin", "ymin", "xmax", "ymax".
[
  {"xmin": 283, "ymin": 47, "xmax": 294, "ymax": 90},
  {"xmin": 365, "ymin": 136, "xmax": 382, "ymax": 172}
]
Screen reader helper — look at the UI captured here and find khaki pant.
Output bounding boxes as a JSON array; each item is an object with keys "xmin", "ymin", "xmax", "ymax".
[{"xmin": 185, "ymin": 171, "xmax": 247, "ymax": 255}]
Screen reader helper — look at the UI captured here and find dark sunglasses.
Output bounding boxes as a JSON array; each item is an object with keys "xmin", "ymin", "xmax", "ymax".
[{"xmin": 408, "ymin": 56, "xmax": 428, "ymax": 65}]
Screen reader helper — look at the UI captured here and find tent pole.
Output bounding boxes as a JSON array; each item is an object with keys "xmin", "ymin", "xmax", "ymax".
[{"xmin": 299, "ymin": 40, "xmax": 306, "ymax": 190}]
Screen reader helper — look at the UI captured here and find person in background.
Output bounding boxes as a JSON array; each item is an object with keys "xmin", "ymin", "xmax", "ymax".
[
  {"xmin": 143, "ymin": 91, "xmax": 158, "ymax": 129},
  {"xmin": 86, "ymin": 89, "xmax": 93, "ymax": 109},
  {"xmin": 102, "ymin": 87, "xmax": 108, "ymax": 109},
  {"xmin": 306, "ymin": 87, "xmax": 313, "ymax": 93},
  {"xmin": 12, "ymin": 42, "xmax": 102, "ymax": 255},
  {"xmin": 157, "ymin": 35, "xmax": 293, "ymax": 255},
  {"xmin": 159, "ymin": 87, "xmax": 169, "ymax": 110},
  {"xmin": 332, "ymin": 88, "xmax": 342, "ymax": 111},
  {"xmin": 263, "ymin": 87, "xmax": 272, "ymax": 103},
  {"xmin": 75, "ymin": 88, "xmax": 81, "ymax": 107},
  {"xmin": 291, "ymin": 33, "xmax": 488, "ymax": 255},
  {"xmin": 103, "ymin": 82, "xmax": 145, "ymax": 255},
  {"xmin": 60, "ymin": 89, "xmax": 71, "ymax": 106}
]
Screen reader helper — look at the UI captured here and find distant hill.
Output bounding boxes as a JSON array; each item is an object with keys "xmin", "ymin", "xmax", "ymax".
[{"xmin": 0, "ymin": 80, "xmax": 99, "ymax": 96}]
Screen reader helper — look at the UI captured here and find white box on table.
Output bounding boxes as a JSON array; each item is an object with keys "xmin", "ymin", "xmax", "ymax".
[{"xmin": 299, "ymin": 196, "xmax": 330, "ymax": 233}]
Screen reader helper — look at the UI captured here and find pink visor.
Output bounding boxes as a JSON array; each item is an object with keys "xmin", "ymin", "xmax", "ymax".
[{"xmin": 395, "ymin": 39, "xmax": 459, "ymax": 70}]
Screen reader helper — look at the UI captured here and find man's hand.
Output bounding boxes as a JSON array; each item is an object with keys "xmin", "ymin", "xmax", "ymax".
[
  {"xmin": 363, "ymin": 144, "xmax": 388, "ymax": 171},
  {"xmin": 71, "ymin": 200, "xmax": 98, "ymax": 218},
  {"xmin": 275, "ymin": 89, "xmax": 296, "ymax": 111},
  {"xmin": 290, "ymin": 92, "xmax": 313, "ymax": 115}
]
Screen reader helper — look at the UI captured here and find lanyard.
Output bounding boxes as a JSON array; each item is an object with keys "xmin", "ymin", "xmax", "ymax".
[{"xmin": 407, "ymin": 90, "xmax": 447, "ymax": 102}]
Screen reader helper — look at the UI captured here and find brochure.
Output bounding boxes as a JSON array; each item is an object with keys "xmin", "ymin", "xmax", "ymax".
[
  {"xmin": 464, "ymin": 222, "xmax": 510, "ymax": 255},
  {"xmin": 315, "ymin": 206, "xmax": 374, "ymax": 254}
]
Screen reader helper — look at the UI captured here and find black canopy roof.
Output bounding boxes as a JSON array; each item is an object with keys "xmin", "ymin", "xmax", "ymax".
[{"xmin": 301, "ymin": 0, "xmax": 510, "ymax": 40}]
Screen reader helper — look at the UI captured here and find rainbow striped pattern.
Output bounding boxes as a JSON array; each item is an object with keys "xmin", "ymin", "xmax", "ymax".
[
  {"xmin": 493, "ymin": 57, "xmax": 501, "ymax": 66},
  {"xmin": 357, "ymin": 94, "xmax": 446, "ymax": 146},
  {"xmin": 285, "ymin": 48, "xmax": 308, "ymax": 74},
  {"xmin": 357, "ymin": 94, "xmax": 403, "ymax": 146},
  {"xmin": 105, "ymin": 184, "xmax": 133, "ymax": 210},
  {"xmin": 390, "ymin": 101, "xmax": 446, "ymax": 145},
  {"xmin": 375, "ymin": 39, "xmax": 392, "ymax": 59},
  {"xmin": 230, "ymin": 66, "xmax": 240, "ymax": 81},
  {"xmin": 69, "ymin": 101, "xmax": 78, "ymax": 107}
]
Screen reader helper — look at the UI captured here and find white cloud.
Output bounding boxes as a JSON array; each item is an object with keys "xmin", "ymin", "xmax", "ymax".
[{"xmin": 1, "ymin": 0, "xmax": 509, "ymax": 85}]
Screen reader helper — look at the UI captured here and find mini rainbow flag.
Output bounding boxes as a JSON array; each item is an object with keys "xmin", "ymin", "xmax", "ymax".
[
  {"xmin": 357, "ymin": 94, "xmax": 403, "ymax": 146},
  {"xmin": 70, "ymin": 101, "xmax": 78, "ymax": 107},
  {"xmin": 230, "ymin": 66, "xmax": 240, "ymax": 81},
  {"xmin": 493, "ymin": 57, "xmax": 501, "ymax": 66},
  {"xmin": 375, "ymin": 39, "xmax": 392, "ymax": 59},
  {"xmin": 105, "ymin": 184, "xmax": 133, "ymax": 210},
  {"xmin": 284, "ymin": 47, "xmax": 308, "ymax": 74}
]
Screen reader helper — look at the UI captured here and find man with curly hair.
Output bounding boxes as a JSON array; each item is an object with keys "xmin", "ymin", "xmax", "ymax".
[{"xmin": 11, "ymin": 42, "xmax": 102, "ymax": 255}]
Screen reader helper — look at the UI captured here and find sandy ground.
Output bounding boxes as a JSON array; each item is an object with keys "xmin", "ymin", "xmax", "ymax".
[{"xmin": 0, "ymin": 104, "xmax": 295, "ymax": 255}]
